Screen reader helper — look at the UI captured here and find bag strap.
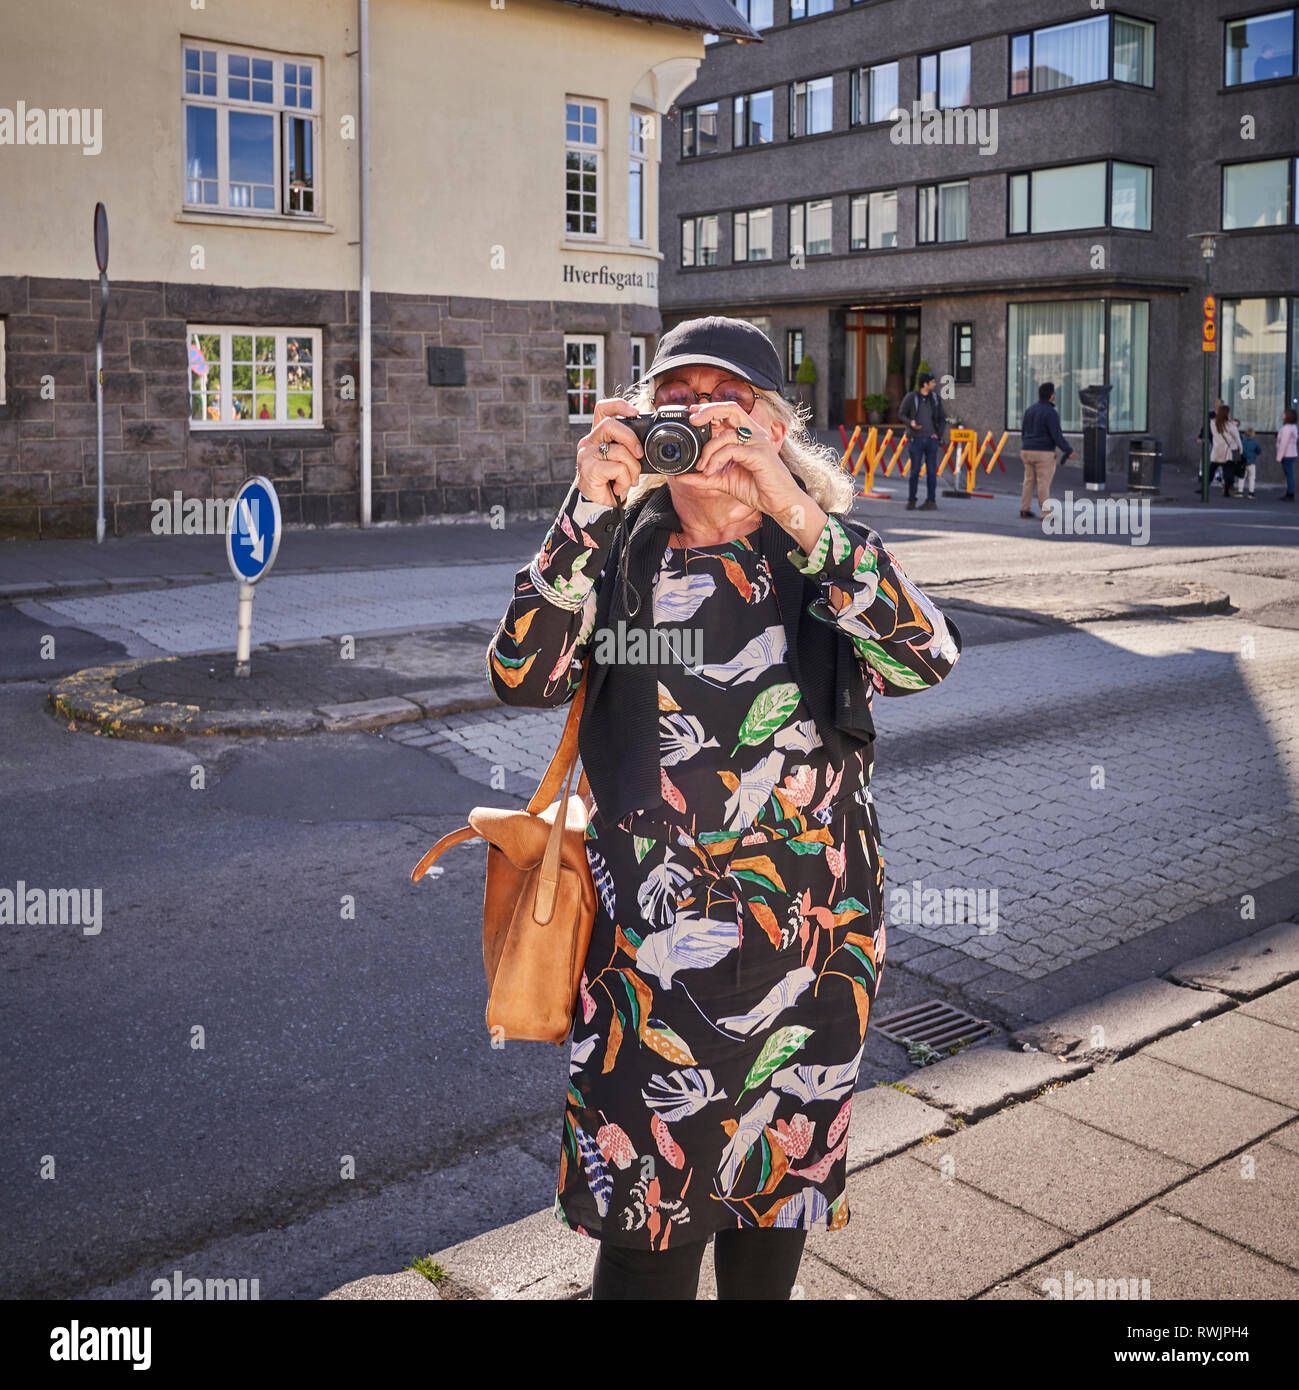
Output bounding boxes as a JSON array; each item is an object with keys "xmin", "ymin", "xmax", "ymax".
[
  {"xmin": 410, "ymin": 666, "xmax": 592, "ymax": 888},
  {"xmin": 527, "ymin": 665, "xmax": 588, "ymax": 814},
  {"xmin": 411, "ymin": 824, "xmax": 477, "ymax": 882}
]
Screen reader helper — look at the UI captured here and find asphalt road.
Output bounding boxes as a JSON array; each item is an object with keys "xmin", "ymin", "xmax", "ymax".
[{"xmin": 1, "ymin": 495, "xmax": 1295, "ymax": 1298}]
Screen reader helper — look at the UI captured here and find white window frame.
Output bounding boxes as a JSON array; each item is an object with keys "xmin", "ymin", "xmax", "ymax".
[
  {"xmin": 629, "ymin": 109, "xmax": 649, "ymax": 244},
  {"xmin": 630, "ymin": 336, "xmax": 648, "ymax": 386},
  {"xmin": 180, "ymin": 39, "xmax": 320, "ymax": 220},
  {"xmin": 565, "ymin": 97, "xmax": 603, "ymax": 240},
  {"xmin": 564, "ymin": 335, "xmax": 604, "ymax": 423},
  {"xmin": 187, "ymin": 325, "xmax": 323, "ymax": 430}
]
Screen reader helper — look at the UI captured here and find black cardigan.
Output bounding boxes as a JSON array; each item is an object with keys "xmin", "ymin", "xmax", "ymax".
[{"xmin": 579, "ymin": 482, "xmax": 897, "ymax": 826}]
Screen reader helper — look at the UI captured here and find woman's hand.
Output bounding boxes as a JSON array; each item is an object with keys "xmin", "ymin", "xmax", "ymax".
[
  {"xmin": 575, "ymin": 399, "xmax": 643, "ymax": 508},
  {"xmin": 672, "ymin": 400, "xmax": 829, "ymax": 552}
]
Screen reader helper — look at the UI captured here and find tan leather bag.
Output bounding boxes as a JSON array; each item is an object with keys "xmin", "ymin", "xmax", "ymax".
[{"xmin": 410, "ymin": 670, "xmax": 596, "ymax": 1046}]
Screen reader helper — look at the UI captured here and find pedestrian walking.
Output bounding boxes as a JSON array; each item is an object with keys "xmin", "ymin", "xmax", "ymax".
[
  {"xmin": 1278, "ymin": 408, "xmax": 1298, "ymax": 501},
  {"xmin": 899, "ymin": 372, "xmax": 946, "ymax": 511},
  {"xmin": 486, "ymin": 316, "xmax": 961, "ymax": 1300},
  {"xmin": 1208, "ymin": 403, "xmax": 1243, "ymax": 498},
  {"xmin": 1239, "ymin": 427, "xmax": 1261, "ymax": 498},
  {"xmin": 1018, "ymin": 382, "xmax": 1073, "ymax": 520}
]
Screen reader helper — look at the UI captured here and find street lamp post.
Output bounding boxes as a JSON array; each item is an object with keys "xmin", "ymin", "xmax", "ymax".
[{"xmin": 1188, "ymin": 232, "xmax": 1220, "ymax": 505}]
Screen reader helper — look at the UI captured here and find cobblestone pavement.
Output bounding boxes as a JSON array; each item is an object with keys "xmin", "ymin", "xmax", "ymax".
[
  {"xmin": 387, "ymin": 613, "xmax": 1299, "ymax": 982},
  {"xmin": 37, "ymin": 564, "xmax": 523, "ymax": 653}
]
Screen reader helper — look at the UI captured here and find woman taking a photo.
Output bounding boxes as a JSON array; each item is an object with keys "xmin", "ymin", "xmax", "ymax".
[{"xmin": 487, "ymin": 317, "xmax": 960, "ymax": 1300}]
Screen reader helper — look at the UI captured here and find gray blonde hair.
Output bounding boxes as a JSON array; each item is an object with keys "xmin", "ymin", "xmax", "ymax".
[{"xmin": 618, "ymin": 374, "xmax": 856, "ymax": 515}]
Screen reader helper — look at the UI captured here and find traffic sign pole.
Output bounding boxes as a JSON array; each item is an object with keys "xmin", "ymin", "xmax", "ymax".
[
  {"xmin": 93, "ymin": 203, "xmax": 110, "ymax": 544},
  {"xmin": 225, "ymin": 475, "xmax": 282, "ymax": 678},
  {"xmin": 1201, "ymin": 294, "xmax": 1217, "ymax": 505},
  {"xmin": 234, "ymin": 582, "xmax": 256, "ymax": 679}
]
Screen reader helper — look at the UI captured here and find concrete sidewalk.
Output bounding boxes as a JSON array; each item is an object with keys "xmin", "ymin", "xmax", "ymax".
[
  {"xmin": 325, "ymin": 917, "xmax": 1299, "ymax": 1301},
  {"xmin": 40, "ymin": 565, "xmax": 1228, "ymax": 739}
]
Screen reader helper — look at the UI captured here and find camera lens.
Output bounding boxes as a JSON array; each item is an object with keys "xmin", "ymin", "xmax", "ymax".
[{"xmin": 646, "ymin": 422, "xmax": 698, "ymax": 474}]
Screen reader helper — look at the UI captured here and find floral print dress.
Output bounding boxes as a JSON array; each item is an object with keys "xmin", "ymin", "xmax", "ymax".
[{"xmin": 487, "ymin": 483, "xmax": 959, "ymax": 1249}]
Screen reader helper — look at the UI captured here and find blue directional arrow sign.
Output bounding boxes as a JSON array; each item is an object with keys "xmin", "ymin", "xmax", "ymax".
[{"xmin": 225, "ymin": 475, "xmax": 282, "ymax": 584}]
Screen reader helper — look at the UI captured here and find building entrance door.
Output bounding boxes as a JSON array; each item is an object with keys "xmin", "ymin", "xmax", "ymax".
[{"xmin": 843, "ymin": 308, "xmax": 921, "ymax": 427}]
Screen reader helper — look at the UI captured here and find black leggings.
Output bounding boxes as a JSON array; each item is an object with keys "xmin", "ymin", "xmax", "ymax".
[{"xmin": 591, "ymin": 1227, "xmax": 807, "ymax": 1300}]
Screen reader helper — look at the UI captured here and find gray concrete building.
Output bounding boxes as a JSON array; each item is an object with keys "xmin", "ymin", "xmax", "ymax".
[{"xmin": 659, "ymin": 0, "xmax": 1299, "ymax": 481}]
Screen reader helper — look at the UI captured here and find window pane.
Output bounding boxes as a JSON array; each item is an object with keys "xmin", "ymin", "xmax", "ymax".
[
  {"xmin": 749, "ymin": 90, "xmax": 773, "ymax": 143},
  {"xmin": 869, "ymin": 189, "xmax": 897, "ymax": 247},
  {"xmin": 1009, "ymin": 172, "xmax": 1029, "ymax": 233},
  {"xmin": 184, "ymin": 105, "xmax": 218, "ymax": 205},
  {"xmin": 940, "ymin": 46, "xmax": 971, "ymax": 107},
  {"xmin": 938, "ymin": 182, "xmax": 968, "ymax": 240},
  {"xmin": 228, "ymin": 53, "xmax": 250, "ymax": 102},
  {"xmin": 918, "ymin": 186, "xmax": 935, "ymax": 242},
  {"xmin": 1113, "ymin": 17, "xmax": 1154, "ymax": 86},
  {"xmin": 681, "ymin": 218, "xmax": 695, "ymax": 267},
  {"xmin": 1221, "ymin": 297, "xmax": 1289, "ymax": 425},
  {"xmin": 790, "ymin": 203, "xmax": 804, "ymax": 252},
  {"xmin": 807, "ymin": 77, "xmax": 832, "ymax": 134},
  {"xmin": 697, "ymin": 102, "xmax": 719, "ymax": 154},
  {"xmin": 806, "ymin": 198, "xmax": 832, "ymax": 254},
  {"xmin": 1011, "ymin": 34, "xmax": 1032, "ymax": 95},
  {"xmin": 748, "ymin": 206, "xmax": 772, "ymax": 259},
  {"xmin": 870, "ymin": 62, "xmax": 899, "ymax": 122},
  {"xmin": 189, "ymin": 332, "xmax": 221, "ymax": 421},
  {"xmin": 1111, "ymin": 162, "xmax": 1151, "ymax": 229},
  {"xmin": 919, "ymin": 54, "xmax": 937, "ymax": 109},
  {"xmin": 228, "ymin": 110, "xmax": 276, "ymax": 209},
  {"xmin": 1224, "ymin": 159, "xmax": 1291, "ymax": 228},
  {"xmin": 850, "ymin": 195, "xmax": 867, "ymax": 249},
  {"xmin": 1031, "ymin": 161, "xmax": 1106, "ymax": 232},
  {"xmin": 734, "ymin": 212, "xmax": 748, "ymax": 261},
  {"xmin": 1006, "ymin": 300, "xmax": 1104, "ymax": 431},
  {"xmin": 1107, "ymin": 301, "xmax": 1148, "ymax": 431},
  {"xmin": 1225, "ymin": 10, "xmax": 1296, "ymax": 85},
  {"xmin": 287, "ymin": 117, "xmax": 314, "ymax": 213},
  {"xmin": 253, "ymin": 335, "xmax": 276, "ymax": 420},
  {"xmin": 287, "ymin": 335, "xmax": 313, "ymax": 420},
  {"xmin": 629, "ymin": 160, "xmax": 643, "ymax": 240},
  {"xmin": 1032, "ymin": 14, "xmax": 1109, "ymax": 91},
  {"xmin": 700, "ymin": 215, "xmax": 719, "ymax": 265}
]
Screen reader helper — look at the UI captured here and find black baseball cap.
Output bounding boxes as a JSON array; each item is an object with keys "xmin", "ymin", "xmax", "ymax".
[{"xmin": 645, "ymin": 315, "xmax": 783, "ymax": 392}]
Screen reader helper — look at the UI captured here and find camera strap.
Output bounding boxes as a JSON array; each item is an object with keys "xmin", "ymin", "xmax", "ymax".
[{"xmin": 610, "ymin": 491, "xmax": 643, "ymax": 619}]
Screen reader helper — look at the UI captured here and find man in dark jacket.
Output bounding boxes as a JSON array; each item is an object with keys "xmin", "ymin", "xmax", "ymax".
[
  {"xmin": 1019, "ymin": 382, "xmax": 1073, "ymax": 520},
  {"xmin": 900, "ymin": 372, "xmax": 946, "ymax": 511}
]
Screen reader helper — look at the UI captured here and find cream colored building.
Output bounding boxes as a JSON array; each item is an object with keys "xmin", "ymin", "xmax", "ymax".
[{"xmin": 0, "ymin": 0, "xmax": 759, "ymax": 535}]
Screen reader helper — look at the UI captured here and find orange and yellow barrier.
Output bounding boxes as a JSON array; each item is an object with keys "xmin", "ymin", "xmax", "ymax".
[{"xmin": 839, "ymin": 424, "xmax": 1009, "ymax": 500}]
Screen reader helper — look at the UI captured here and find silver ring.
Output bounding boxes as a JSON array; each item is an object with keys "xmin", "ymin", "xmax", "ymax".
[{"xmin": 599, "ymin": 440, "xmax": 611, "ymax": 458}]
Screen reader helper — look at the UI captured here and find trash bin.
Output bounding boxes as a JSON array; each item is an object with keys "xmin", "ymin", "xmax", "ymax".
[
  {"xmin": 1079, "ymin": 383, "xmax": 1113, "ymax": 492},
  {"xmin": 1128, "ymin": 438, "xmax": 1162, "ymax": 493}
]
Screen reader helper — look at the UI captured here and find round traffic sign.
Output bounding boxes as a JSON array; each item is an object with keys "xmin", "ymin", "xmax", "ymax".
[
  {"xmin": 93, "ymin": 202, "xmax": 109, "ymax": 273},
  {"xmin": 226, "ymin": 476, "xmax": 282, "ymax": 584}
]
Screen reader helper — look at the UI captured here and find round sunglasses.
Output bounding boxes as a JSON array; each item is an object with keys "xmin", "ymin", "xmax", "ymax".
[{"xmin": 653, "ymin": 377, "xmax": 759, "ymax": 413}]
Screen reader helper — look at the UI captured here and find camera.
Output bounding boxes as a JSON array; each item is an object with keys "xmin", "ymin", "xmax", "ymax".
[{"xmin": 627, "ymin": 407, "xmax": 713, "ymax": 475}]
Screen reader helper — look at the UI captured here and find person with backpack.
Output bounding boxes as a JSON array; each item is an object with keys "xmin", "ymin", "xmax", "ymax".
[{"xmin": 899, "ymin": 372, "xmax": 946, "ymax": 511}]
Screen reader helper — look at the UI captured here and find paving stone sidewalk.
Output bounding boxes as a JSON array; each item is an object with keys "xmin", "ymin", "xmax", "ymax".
[{"xmin": 323, "ymin": 919, "xmax": 1299, "ymax": 1301}]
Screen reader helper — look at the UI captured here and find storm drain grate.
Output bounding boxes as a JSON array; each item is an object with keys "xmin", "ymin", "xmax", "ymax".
[{"xmin": 874, "ymin": 1000, "xmax": 997, "ymax": 1052}]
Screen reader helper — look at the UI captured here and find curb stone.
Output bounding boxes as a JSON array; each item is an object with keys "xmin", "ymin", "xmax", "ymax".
[{"xmin": 48, "ymin": 659, "xmax": 501, "ymax": 740}]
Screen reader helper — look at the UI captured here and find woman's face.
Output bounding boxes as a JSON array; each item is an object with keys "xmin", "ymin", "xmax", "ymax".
[{"xmin": 652, "ymin": 363, "xmax": 786, "ymax": 452}]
